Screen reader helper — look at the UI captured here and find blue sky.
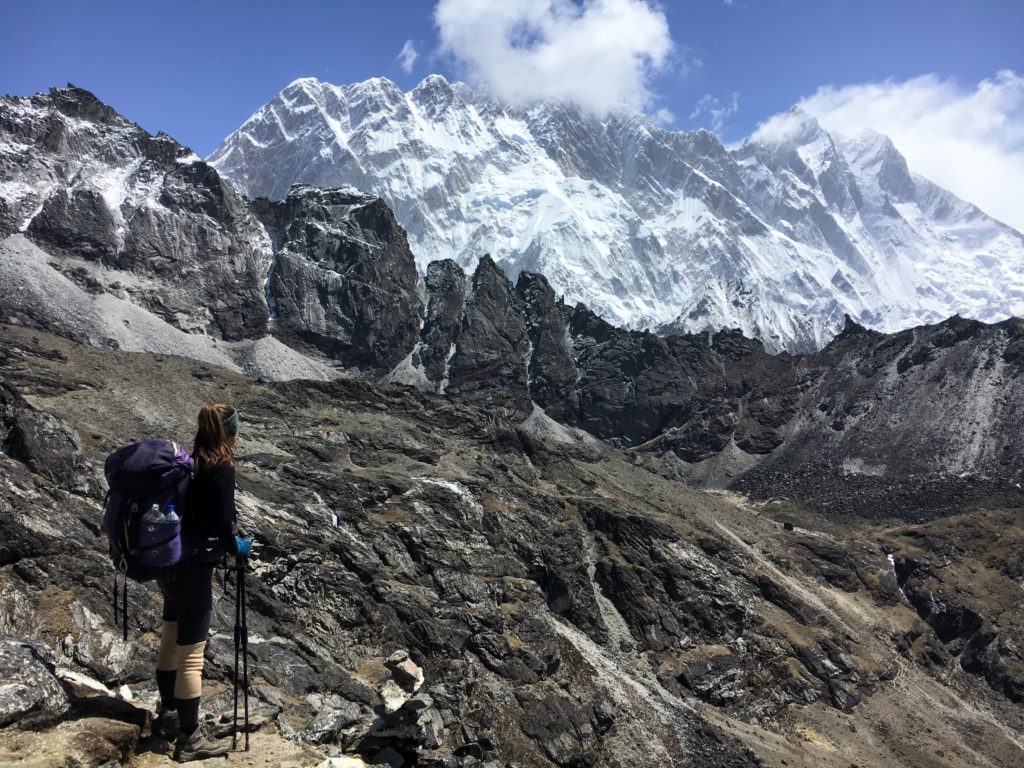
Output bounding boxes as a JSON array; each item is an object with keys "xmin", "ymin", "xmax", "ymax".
[{"xmin": 2, "ymin": 0, "xmax": 1020, "ymax": 155}]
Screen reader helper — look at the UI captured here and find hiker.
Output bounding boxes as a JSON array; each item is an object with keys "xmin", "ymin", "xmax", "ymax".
[{"xmin": 152, "ymin": 403, "xmax": 254, "ymax": 761}]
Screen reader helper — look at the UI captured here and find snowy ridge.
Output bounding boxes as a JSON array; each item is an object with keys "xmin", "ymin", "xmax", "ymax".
[{"xmin": 210, "ymin": 77, "xmax": 1024, "ymax": 352}]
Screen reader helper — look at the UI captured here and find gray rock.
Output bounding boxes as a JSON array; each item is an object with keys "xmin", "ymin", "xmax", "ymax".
[
  {"xmin": 3, "ymin": 409, "xmax": 83, "ymax": 486},
  {"xmin": 252, "ymin": 186, "xmax": 423, "ymax": 373},
  {"xmin": 445, "ymin": 255, "xmax": 531, "ymax": 420},
  {"xmin": 0, "ymin": 639, "xmax": 71, "ymax": 728},
  {"xmin": 297, "ymin": 701, "xmax": 363, "ymax": 745},
  {"xmin": 4, "ymin": 85, "xmax": 270, "ymax": 342}
]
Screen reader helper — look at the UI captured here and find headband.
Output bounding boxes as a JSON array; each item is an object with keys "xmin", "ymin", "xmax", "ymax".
[{"xmin": 224, "ymin": 410, "xmax": 240, "ymax": 435}]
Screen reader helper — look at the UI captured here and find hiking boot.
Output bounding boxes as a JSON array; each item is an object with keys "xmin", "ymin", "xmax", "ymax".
[
  {"xmin": 173, "ymin": 724, "xmax": 230, "ymax": 762},
  {"xmin": 152, "ymin": 705, "xmax": 179, "ymax": 740}
]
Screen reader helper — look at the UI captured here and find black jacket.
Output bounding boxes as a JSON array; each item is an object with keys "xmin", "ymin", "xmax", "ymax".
[{"xmin": 184, "ymin": 459, "xmax": 239, "ymax": 556}]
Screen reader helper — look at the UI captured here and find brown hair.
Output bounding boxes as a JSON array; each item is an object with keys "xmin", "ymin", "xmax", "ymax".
[{"xmin": 192, "ymin": 402, "xmax": 237, "ymax": 472}]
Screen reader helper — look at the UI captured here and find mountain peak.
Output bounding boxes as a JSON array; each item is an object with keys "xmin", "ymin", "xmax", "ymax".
[
  {"xmin": 746, "ymin": 106, "xmax": 827, "ymax": 149},
  {"xmin": 351, "ymin": 76, "xmax": 402, "ymax": 94},
  {"xmin": 208, "ymin": 77, "xmax": 1024, "ymax": 352},
  {"xmin": 415, "ymin": 73, "xmax": 451, "ymax": 91},
  {"xmin": 283, "ymin": 76, "xmax": 324, "ymax": 92}
]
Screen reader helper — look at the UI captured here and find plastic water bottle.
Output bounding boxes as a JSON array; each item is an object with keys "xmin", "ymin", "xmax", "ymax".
[
  {"xmin": 142, "ymin": 503, "xmax": 163, "ymax": 526},
  {"xmin": 165, "ymin": 504, "xmax": 179, "ymax": 522}
]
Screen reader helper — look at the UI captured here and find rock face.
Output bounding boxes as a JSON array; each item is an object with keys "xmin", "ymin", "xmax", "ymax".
[
  {"xmin": 251, "ymin": 186, "xmax": 423, "ymax": 373},
  {"xmin": 3, "ymin": 408, "xmax": 84, "ymax": 487},
  {"xmin": 418, "ymin": 259, "xmax": 467, "ymax": 386},
  {"xmin": 732, "ymin": 314, "xmax": 1024, "ymax": 519},
  {"xmin": 2, "ymin": 84, "xmax": 270, "ymax": 341},
  {"xmin": 444, "ymin": 255, "xmax": 532, "ymax": 419},
  {"xmin": 0, "ymin": 639, "xmax": 71, "ymax": 728},
  {"xmin": 0, "ymin": 87, "xmax": 417, "ymax": 381}
]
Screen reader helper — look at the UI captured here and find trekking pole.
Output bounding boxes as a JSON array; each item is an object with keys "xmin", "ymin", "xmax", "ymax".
[
  {"xmin": 240, "ymin": 556, "xmax": 250, "ymax": 751},
  {"xmin": 232, "ymin": 562, "xmax": 241, "ymax": 751}
]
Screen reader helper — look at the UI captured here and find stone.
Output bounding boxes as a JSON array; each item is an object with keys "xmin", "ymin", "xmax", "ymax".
[
  {"xmin": 384, "ymin": 653, "xmax": 423, "ymax": 692},
  {"xmin": 378, "ymin": 679, "xmax": 411, "ymax": 716},
  {"xmin": 316, "ymin": 758, "xmax": 369, "ymax": 768},
  {"xmin": 0, "ymin": 639, "xmax": 71, "ymax": 728},
  {"xmin": 370, "ymin": 746, "xmax": 404, "ymax": 767},
  {"xmin": 297, "ymin": 701, "xmax": 363, "ymax": 745},
  {"xmin": 3, "ymin": 409, "xmax": 83, "ymax": 486},
  {"xmin": 56, "ymin": 668, "xmax": 113, "ymax": 698}
]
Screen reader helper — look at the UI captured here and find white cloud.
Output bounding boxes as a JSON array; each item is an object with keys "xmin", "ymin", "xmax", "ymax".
[
  {"xmin": 397, "ymin": 39, "xmax": 419, "ymax": 73},
  {"xmin": 653, "ymin": 107, "xmax": 676, "ymax": 126},
  {"xmin": 745, "ymin": 111, "xmax": 806, "ymax": 147},
  {"xmin": 433, "ymin": 0, "xmax": 673, "ymax": 115},
  {"xmin": 797, "ymin": 70, "xmax": 1024, "ymax": 232},
  {"xmin": 689, "ymin": 92, "xmax": 738, "ymax": 134}
]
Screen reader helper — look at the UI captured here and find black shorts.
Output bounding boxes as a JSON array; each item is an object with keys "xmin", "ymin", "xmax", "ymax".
[{"xmin": 158, "ymin": 565, "xmax": 214, "ymax": 645}]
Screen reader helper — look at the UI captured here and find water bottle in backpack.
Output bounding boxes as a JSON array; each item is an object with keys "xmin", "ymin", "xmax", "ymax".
[
  {"xmin": 103, "ymin": 439, "xmax": 193, "ymax": 581},
  {"xmin": 137, "ymin": 502, "xmax": 183, "ymax": 568}
]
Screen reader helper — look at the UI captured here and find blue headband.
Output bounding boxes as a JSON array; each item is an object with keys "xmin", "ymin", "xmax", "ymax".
[{"xmin": 224, "ymin": 411, "xmax": 240, "ymax": 435}]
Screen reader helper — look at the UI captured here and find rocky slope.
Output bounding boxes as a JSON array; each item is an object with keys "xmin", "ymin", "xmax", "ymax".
[
  {"xmin": 2, "ymin": 324, "xmax": 1024, "ymax": 768},
  {"xmin": 209, "ymin": 76, "xmax": 1024, "ymax": 352},
  {"xmin": 2, "ymin": 84, "xmax": 1024, "ymax": 768},
  {"xmin": 4, "ymin": 85, "xmax": 1024, "ymax": 517}
]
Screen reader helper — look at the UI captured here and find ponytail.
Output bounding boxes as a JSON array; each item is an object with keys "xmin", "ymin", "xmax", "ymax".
[{"xmin": 192, "ymin": 402, "xmax": 237, "ymax": 472}]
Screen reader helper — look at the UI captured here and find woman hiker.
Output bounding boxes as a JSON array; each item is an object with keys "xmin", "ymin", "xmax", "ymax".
[{"xmin": 152, "ymin": 403, "xmax": 254, "ymax": 761}]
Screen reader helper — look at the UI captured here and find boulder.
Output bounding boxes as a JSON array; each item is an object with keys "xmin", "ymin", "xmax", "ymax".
[
  {"xmin": 0, "ymin": 639, "xmax": 71, "ymax": 728},
  {"xmin": 2, "ymin": 409, "xmax": 83, "ymax": 486}
]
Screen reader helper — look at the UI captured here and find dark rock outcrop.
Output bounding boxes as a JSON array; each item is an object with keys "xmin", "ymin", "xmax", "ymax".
[
  {"xmin": 252, "ymin": 185, "xmax": 424, "ymax": 372},
  {"xmin": 419, "ymin": 259, "xmax": 468, "ymax": 385},
  {"xmin": 0, "ymin": 639, "xmax": 71, "ymax": 728},
  {"xmin": 444, "ymin": 255, "xmax": 532, "ymax": 419},
  {"xmin": 515, "ymin": 272, "xmax": 579, "ymax": 422},
  {"xmin": 2, "ymin": 408, "xmax": 84, "ymax": 487},
  {"xmin": 733, "ymin": 315, "xmax": 1024, "ymax": 519}
]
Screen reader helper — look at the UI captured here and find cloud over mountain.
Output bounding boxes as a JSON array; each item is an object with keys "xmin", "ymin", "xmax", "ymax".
[
  {"xmin": 795, "ymin": 70, "xmax": 1024, "ymax": 233},
  {"xmin": 433, "ymin": 0, "xmax": 672, "ymax": 115}
]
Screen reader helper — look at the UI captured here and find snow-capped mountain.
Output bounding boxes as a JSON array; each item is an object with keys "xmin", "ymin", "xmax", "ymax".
[{"xmin": 209, "ymin": 75, "xmax": 1024, "ymax": 351}]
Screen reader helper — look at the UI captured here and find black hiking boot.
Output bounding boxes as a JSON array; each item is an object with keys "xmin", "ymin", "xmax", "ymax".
[
  {"xmin": 173, "ymin": 724, "xmax": 230, "ymax": 762},
  {"xmin": 152, "ymin": 705, "xmax": 179, "ymax": 740}
]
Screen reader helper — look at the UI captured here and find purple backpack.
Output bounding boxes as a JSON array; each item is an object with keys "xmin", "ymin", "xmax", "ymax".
[
  {"xmin": 103, "ymin": 438, "xmax": 193, "ymax": 578},
  {"xmin": 103, "ymin": 439, "xmax": 193, "ymax": 638}
]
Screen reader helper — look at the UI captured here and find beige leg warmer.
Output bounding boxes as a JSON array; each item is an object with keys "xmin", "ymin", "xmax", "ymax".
[
  {"xmin": 157, "ymin": 621, "xmax": 178, "ymax": 672},
  {"xmin": 173, "ymin": 641, "xmax": 206, "ymax": 700}
]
